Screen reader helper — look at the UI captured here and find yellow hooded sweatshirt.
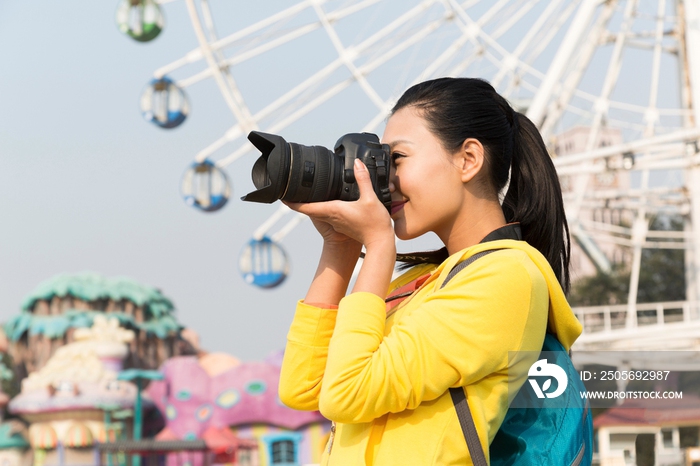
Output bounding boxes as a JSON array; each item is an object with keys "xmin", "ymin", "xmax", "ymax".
[{"xmin": 279, "ymin": 239, "xmax": 582, "ymax": 465}]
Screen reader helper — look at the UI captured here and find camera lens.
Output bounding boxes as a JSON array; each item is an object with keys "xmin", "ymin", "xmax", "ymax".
[
  {"xmin": 242, "ymin": 131, "xmax": 341, "ymax": 204},
  {"xmin": 283, "ymin": 142, "xmax": 339, "ymax": 202}
]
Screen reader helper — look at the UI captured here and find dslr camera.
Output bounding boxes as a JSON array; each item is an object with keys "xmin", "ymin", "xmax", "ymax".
[{"xmin": 241, "ymin": 131, "xmax": 392, "ymax": 212}]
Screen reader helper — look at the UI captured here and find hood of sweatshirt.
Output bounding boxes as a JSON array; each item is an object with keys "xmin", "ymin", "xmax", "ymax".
[{"xmin": 391, "ymin": 238, "xmax": 582, "ymax": 351}]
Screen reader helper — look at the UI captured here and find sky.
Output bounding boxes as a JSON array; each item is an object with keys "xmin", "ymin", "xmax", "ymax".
[{"xmin": 0, "ymin": 0, "xmax": 446, "ymax": 362}]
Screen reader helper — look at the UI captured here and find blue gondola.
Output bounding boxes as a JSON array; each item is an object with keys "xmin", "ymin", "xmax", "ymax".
[
  {"xmin": 239, "ymin": 237, "xmax": 289, "ymax": 288},
  {"xmin": 141, "ymin": 77, "xmax": 189, "ymax": 129},
  {"xmin": 181, "ymin": 160, "xmax": 231, "ymax": 212}
]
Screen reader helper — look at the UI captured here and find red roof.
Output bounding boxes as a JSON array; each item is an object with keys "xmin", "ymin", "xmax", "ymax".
[{"xmin": 594, "ymin": 395, "xmax": 700, "ymax": 428}]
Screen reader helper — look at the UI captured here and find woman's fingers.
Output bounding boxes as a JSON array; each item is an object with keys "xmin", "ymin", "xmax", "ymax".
[
  {"xmin": 281, "ymin": 161, "xmax": 392, "ymax": 245},
  {"xmin": 285, "ymin": 199, "xmax": 341, "ymax": 219},
  {"xmin": 353, "ymin": 158, "xmax": 375, "ymax": 201}
]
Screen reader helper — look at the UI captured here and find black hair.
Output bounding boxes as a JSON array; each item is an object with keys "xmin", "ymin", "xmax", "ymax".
[{"xmin": 392, "ymin": 77, "xmax": 570, "ymax": 293}]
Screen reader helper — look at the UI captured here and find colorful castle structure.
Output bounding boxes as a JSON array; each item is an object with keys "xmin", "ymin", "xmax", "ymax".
[
  {"xmin": 8, "ymin": 316, "xmax": 150, "ymax": 466},
  {"xmin": 4, "ymin": 273, "xmax": 197, "ymax": 379}
]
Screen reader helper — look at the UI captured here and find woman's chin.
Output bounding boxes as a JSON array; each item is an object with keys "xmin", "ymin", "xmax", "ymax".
[{"xmin": 393, "ymin": 223, "xmax": 416, "ymax": 241}]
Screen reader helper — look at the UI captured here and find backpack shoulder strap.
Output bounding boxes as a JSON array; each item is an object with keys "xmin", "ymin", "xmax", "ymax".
[
  {"xmin": 442, "ymin": 249, "xmax": 502, "ymax": 287},
  {"xmin": 442, "ymin": 249, "xmax": 500, "ymax": 466}
]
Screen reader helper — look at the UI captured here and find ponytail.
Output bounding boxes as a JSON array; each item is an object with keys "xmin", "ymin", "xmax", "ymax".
[
  {"xmin": 391, "ymin": 78, "xmax": 570, "ymax": 292},
  {"xmin": 503, "ymin": 113, "xmax": 570, "ymax": 292}
]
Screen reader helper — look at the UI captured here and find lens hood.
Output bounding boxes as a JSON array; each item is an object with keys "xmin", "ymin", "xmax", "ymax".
[{"xmin": 241, "ymin": 131, "xmax": 291, "ymax": 203}]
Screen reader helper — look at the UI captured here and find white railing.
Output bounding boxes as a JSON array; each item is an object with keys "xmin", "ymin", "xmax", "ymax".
[{"xmin": 573, "ymin": 300, "xmax": 700, "ymax": 335}]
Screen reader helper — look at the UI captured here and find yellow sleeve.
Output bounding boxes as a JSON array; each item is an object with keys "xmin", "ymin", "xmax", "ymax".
[
  {"xmin": 278, "ymin": 300, "xmax": 338, "ymax": 411},
  {"xmin": 278, "ymin": 263, "xmax": 436, "ymax": 411},
  {"xmin": 318, "ymin": 252, "xmax": 547, "ymax": 423}
]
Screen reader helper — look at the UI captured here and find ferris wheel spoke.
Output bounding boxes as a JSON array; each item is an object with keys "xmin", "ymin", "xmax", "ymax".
[
  {"xmin": 444, "ymin": 0, "xmax": 517, "ymax": 69},
  {"xmin": 553, "ymin": 127, "xmax": 700, "ymax": 168},
  {"xmin": 270, "ymin": 213, "xmax": 308, "ymax": 243},
  {"xmin": 536, "ymin": 2, "xmax": 615, "ymax": 138},
  {"xmin": 252, "ymin": 204, "xmax": 293, "ymax": 241},
  {"xmin": 154, "ymin": 49, "xmax": 205, "ymax": 79},
  {"xmin": 312, "ymin": 2, "xmax": 385, "ymax": 110},
  {"xmin": 207, "ymin": 0, "xmax": 385, "ymax": 68},
  {"xmin": 214, "ymin": 77, "xmax": 356, "ymax": 168},
  {"xmin": 490, "ymin": 0, "xmax": 539, "ymax": 39},
  {"xmin": 196, "ymin": 126, "xmax": 243, "ymax": 163},
  {"xmin": 515, "ymin": 0, "xmax": 580, "ymax": 86},
  {"xmin": 565, "ymin": 1, "xmax": 639, "ymax": 262},
  {"xmin": 209, "ymin": 1, "xmax": 315, "ymax": 53},
  {"xmin": 491, "ymin": 0, "xmax": 565, "ymax": 89},
  {"xmin": 220, "ymin": 24, "xmax": 322, "ymax": 70},
  {"xmin": 644, "ymin": 0, "xmax": 667, "ymax": 137},
  {"xmin": 184, "ymin": 0, "xmax": 257, "ymax": 131},
  {"xmin": 216, "ymin": 78, "xmax": 353, "ymax": 167},
  {"xmin": 199, "ymin": 0, "xmax": 218, "ymax": 43},
  {"xmin": 235, "ymin": 1, "xmax": 450, "ymax": 122},
  {"xmin": 583, "ymin": 0, "xmax": 638, "ymax": 153},
  {"xmin": 414, "ymin": 0, "xmax": 508, "ymax": 83},
  {"xmin": 448, "ymin": 0, "xmax": 555, "ymax": 88},
  {"xmin": 217, "ymin": 80, "xmax": 356, "ymax": 168},
  {"xmin": 527, "ymin": 0, "xmax": 605, "ymax": 129},
  {"xmin": 153, "ymin": 4, "xmax": 313, "ymax": 78}
]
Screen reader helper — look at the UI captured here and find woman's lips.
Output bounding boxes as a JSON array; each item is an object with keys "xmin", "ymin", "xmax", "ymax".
[{"xmin": 391, "ymin": 201, "xmax": 407, "ymax": 215}]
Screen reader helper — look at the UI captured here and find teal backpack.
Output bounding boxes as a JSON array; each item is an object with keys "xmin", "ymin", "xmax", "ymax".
[{"xmin": 443, "ymin": 249, "xmax": 593, "ymax": 466}]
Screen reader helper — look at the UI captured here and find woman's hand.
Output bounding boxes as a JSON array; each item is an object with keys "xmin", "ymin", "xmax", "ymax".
[
  {"xmin": 284, "ymin": 159, "xmax": 395, "ymax": 249},
  {"xmin": 290, "ymin": 159, "xmax": 396, "ymax": 303}
]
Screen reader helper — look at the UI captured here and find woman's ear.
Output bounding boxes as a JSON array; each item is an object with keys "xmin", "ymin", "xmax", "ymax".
[{"xmin": 455, "ymin": 138, "xmax": 485, "ymax": 183}]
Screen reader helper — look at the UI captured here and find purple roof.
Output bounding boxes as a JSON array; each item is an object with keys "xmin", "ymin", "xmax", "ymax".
[{"xmin": 146, "ymin": 356, "xmax": 325, "ymax": 438}]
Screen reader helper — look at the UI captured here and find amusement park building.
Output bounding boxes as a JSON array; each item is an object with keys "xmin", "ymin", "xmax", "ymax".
[
  {"xmin": 146, "ymin": 352, "xmax": 330, "ymax": 466},
  {"xmin": 553, "ymin": 126, "xmax": 631, "ymax": 279},
  {"xmin": 3, "ymin": 273, "xmax": 198, "ymax": 379}
]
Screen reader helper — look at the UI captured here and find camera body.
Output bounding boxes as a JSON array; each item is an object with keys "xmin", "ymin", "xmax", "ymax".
[{"xmin": 241, "ymin": 131, "xmax": 392, "ymax": 212}]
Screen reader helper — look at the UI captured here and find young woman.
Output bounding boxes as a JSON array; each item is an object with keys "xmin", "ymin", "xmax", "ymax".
[{"xmin": 278, "ymin": 77, "xmax": 583, "ymax": 465}]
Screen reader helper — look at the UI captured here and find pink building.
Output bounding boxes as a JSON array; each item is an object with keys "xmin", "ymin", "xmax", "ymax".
[{"xmin": 146, "ymin": 352, "xmax": 330, "ymax": 466}]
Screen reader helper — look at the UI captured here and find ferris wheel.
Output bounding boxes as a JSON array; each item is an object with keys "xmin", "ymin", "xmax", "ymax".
[{"xmin": 116, "ymin": 0, "xmax": 700, "ymax": 351}]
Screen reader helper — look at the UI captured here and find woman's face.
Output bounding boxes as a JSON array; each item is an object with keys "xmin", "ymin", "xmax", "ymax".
[{"xmin": 382, "ymin": 106, "xmax": 468, "ymax": 241}]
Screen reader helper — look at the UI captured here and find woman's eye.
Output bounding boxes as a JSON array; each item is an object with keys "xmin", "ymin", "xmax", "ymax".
[{"xmin": 391, "ymin": 152, "xmax": 404, "ymax": 162}]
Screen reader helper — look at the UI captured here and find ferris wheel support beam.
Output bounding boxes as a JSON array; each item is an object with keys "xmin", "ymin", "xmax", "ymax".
[
  {"xmin": 643, "ymin": 0, "xmax": 666, "ymax": 137},
  {"xmin": 555, "ymin": 0, "xmax": 633, "ymax": 275},
  {"xmin": 184, "ymin": 0, "xmax": 257, "ymax": 133},
  {"xmin": 538, "ymin": 1, "xmax": 617, "ymax": 140},
  {"xmin": 553, "ymin": 127, "xmax": 700, "ymax": 167},
  {"xmin": 526, "ymin": 0, "xmax": 604, "ymax": 128},
  {"xmin": 626, "ymin": 170, "xmax": 649, "ymax": 329},
  {"xmin": 680, "ymin": 0, "xmax": 700, "ymax": 305}
]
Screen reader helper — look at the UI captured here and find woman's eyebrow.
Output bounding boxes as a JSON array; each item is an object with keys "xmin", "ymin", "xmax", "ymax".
[{"xmin": 387, "ymin": 140, "xmax": 414, "ymax": 149}]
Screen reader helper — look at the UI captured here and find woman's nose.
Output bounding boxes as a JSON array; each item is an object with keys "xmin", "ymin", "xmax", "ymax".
[{"xmin": 389, "ymin": 180, "xmax": 396, "ymax": 193}]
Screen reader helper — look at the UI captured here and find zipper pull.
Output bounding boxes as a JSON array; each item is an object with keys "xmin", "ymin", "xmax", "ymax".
[{"xmin": 327, "ymin": 422, "xmax": 336, "ymax": 455}]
